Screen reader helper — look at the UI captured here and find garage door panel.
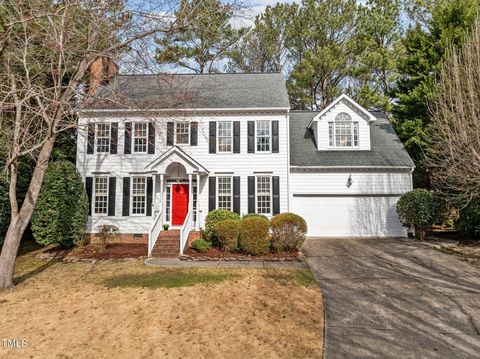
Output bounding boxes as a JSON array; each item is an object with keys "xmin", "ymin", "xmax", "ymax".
[{"xmin": 291, "ymin": 196, "xmax": 406, "ymax": 237}]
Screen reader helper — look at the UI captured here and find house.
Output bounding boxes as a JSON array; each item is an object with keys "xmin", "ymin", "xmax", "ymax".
[{"xmin": 77, "ymin": 72, "xmax": 414, "ymax": 256}]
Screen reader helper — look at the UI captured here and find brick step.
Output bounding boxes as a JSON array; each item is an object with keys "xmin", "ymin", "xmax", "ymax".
[
  {"xmin": 151, "ymin": 253, "xmax": 179, "ymax": 258},
  {"xmin": 156, "ymin": 239, "xmax": 179, "ymax": 243}
]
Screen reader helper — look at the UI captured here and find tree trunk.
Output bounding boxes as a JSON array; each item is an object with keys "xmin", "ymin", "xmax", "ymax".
[{"xmin": 0, "ymin": 136, "xmax": 56, "ymax": 291}]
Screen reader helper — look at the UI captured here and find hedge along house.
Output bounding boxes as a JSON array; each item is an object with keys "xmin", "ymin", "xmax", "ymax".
[{"xmin": 77, "ymin": 73, "xmax": 414, "ymax": 257}]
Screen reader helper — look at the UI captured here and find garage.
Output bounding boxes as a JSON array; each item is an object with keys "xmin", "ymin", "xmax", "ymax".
[{"xmin": 291, "ymin": 195, "xmax": 407, "ymax": 237}]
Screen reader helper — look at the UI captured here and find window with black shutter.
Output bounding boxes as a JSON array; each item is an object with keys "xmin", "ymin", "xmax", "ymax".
[
  {"xmin": 233, "ymin": 121, "xmax": 240, "ymax": 153},
  {"xmin": 247, "ymin": 121, "xmax": 255, "ymax": 153},
  {"xmin": 148, "ymin": 122, "xmax": 155, "ymax": 154},
  {"xmin": 190, "ymin": 122, "xmax": 198, "ymax": 146},
  {"xmin": 248, "ymin": 176, "xmax": 255, "ymax": 213},
  {"xmin": 272, "ymin": 176, "xmax": 280, "ymax": 215},
  {"xmin": 166, "ymin": 122, "xmax": 174, "ymax": 146},
  {"xmin": 108, "ymin": 177, "xmax": 116, "ymax": 216},
  {"xmin": 124, "ymin": 122, "xmax": 132, "ymax": 154},
  {"xmin": 209, "ymin": 122, "xmax": 216, "ymax": 153},
  {"xmin": 110, "ymin": 123, "xmax": 118, "ymax": 154},
  {"xmin": 272, "ymin": 121, "xmax": 279, "ymax": 153},
  {"xmin": 208, "ymin": 177, "xmax": 216, "ymax": 211},
  {"xmin": 122, "ymin": 177, "xmax": 130, "ymax": 216},
  {"xmin": 233, "ymin": 176, "xmax": 240, "ymax": 214}
]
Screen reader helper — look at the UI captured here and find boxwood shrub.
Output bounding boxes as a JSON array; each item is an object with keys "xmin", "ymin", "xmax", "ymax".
[
  {"xmin": 214, "ymin": 219, "xmax": 240, "ymax": 252},
  {"xmin": 270, "ymin": 213, "xmax": 307, "ymax": 252},
  {"xmin": 204, "ymin": 209, "xmax": 240, "ymax": 241},
  {"xmin": 191, "ymin": 239, "xmax": 212, "ymax": 253},
  {"xmin": 242, "ymin": 213, "xmax": 270, "ymax": 224},
  {"xmin": 238, "ymin": 217, "xmax": 270, "ymax": 255}
]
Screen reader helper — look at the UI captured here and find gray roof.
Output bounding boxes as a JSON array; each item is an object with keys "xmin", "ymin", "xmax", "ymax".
[
  {"xmin": 83, "ymin": 72, "xmax": 290, "ymax": 110},
  {"xmin": 289, "ymin": 111, "xmax": 415, "ymax": 168}
]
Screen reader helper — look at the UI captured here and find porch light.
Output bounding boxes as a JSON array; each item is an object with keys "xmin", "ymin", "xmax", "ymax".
[{"xmin": 347, "ymin": 174, "xmax": 352, "ymax": 188}]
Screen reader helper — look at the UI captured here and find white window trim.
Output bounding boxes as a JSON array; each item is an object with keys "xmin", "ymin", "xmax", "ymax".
[
  {"xmin": 217, "ymin": 176, "xmax": 233, "ymax": 211},
  {"xmin": 93, "ymin": 176, "xmax": 109, "ymax": 216},
  {"xmin": 255, "ymin": 120, "xmax": 272, "ymax": 153},
  {"xmin": 130, "ymin": 176, "xmax": 147, "ymax": 216},
  {"xmin": 217, "ymin": 121, "xmax": 233, "ymax": 154},
  {"xmin": 95, "ymin": 123, "xmax": 111, "ymax": 154},
  {"xmin": 174, "ymin": 122, "xmax": 190, "ymax": 146},
  {"xmin": 255, "ymin": 175, "xmax": 272, "ymax": 216},
  {"xmin": 132, "ymin": 122, "xmax": 149, "ymax": 154},
  {"xmin": 327, "ymin": 121, "xmax": 360, "ymax": 149}
]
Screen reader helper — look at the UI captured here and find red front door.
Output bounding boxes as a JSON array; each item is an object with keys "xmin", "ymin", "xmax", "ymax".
[{"xmin": 171, "ymin": 184, "xmax": 189, "ymax": 225}]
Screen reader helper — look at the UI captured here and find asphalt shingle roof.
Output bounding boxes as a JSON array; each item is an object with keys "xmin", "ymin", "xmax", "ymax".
[
  {"xmin": 83, "ymin": 72, "xmax": 290, "ymax": 110},
  {"xmin": 289, "ymin": 111, "xmax": 415, "ymax": 168}
]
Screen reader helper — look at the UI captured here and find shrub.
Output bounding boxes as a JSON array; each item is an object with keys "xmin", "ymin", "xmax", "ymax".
[
  {"xmin": 214, "ymin": 219, "xmax": 240, "ymax": 252},
  {"xmin": 238, "ymin": 217, "xmax": 270, "ymax": 255},
  {"xmin": 204, "ymin": 209, "xmax": 240, "ymax": 241},
  {"xmin": 270, "ymin": 213, "xmax": 307, "ymax": 252},
  {"xmin": 191, "ymin": 239, "xmax": 212, "ymax": 253},
  {"xmin": 93, "ymin": 225, "xmax": 118, "ymax": 252},
  {"xmin": 396, "ymin": 189, "xmax": 440, "ymax": 241},
  {"xmin": 242, "ymin": 213, "xmax": 270, "ymax": 224},
  {"xmin": 458, "ymin": 201, "xmax": 480, "ymax": 239},
  {"xmin": 31, "ymin": 161, "xmax": 89, "ymax": 248}
]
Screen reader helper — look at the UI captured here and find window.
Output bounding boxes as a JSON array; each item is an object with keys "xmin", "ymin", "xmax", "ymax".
[
  {"xmin": 218, "ymin": 122, "xmax": 232, "ymax": 152},
  {"xmin": 96, "ymin": 124, "xmax": 110, "ymax": 153},
  {"xmin": 94, "ymin": 177, "xmax": 108, "ymax": 214},
  {"xmin": 256, "ymin": 120, "xmax": 270, "ymax": 152},
  {"xmin": 131, "ymin": 177, "xmax": 146, "ymax": 215},
  {"xmin": 256, "ymin": 176, "xmax": 271, "ymax": 214},
  {"xmin": 176, "ymin": 122, "xmax": 189, "ymax": 144},
  {"xmin": 328, "ymin": 112, "xmax": 359, "ymax": 148},
  {"xmin": 133, "ymin": 123, "xmax": 148, "ymax": 153},
  {"xmin": 217, "ymin": 177, "xmax": 232, "ymax": 210},
  {"xmin": 165, "ymin": 185, "xmax": 171, "ymax": 221}
]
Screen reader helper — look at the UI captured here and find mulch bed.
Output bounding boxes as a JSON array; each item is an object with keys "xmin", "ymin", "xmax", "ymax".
[
  {"xmin": 38, "ymin": 243, "xmax": 147, "ymax": 261},
  {"xmin": 182, "ymin": 247, "xmax": 301, "ymax": 261}
]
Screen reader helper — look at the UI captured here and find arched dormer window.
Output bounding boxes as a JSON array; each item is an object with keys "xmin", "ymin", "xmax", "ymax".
[{"xmin": 328, "ymin": 112, "xmax": 359, "ymax": 148}]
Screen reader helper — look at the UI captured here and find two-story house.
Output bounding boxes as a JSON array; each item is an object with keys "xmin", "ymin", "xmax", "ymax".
[{"xmin": 77, "ymin": 73, "xmax": 414, "ymax": 256}]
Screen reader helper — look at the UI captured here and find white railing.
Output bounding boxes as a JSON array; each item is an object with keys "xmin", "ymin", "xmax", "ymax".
[
  {"xmin": 179, "ymin": 209, "xmax": 193, "ymax": 255},
  {"xmin": 148, "ymin": 210, "xmax": 163, "ymax": 256}
]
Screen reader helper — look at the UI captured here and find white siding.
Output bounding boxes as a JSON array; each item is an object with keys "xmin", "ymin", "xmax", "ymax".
[
  {"xmin": 316, "ymin": 100, "xmax": 371, "ymax": 150},
  {"xmin": 289, "ymin": 170, "xmax": 412, "ymax": 237},
  {"xmin": 77, "ymin": 113, "xmax": 289, "ymax": 233}
]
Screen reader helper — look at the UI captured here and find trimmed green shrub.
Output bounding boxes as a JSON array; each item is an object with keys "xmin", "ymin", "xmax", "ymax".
[
  {"xmin": 191, "ymin": 239, "xmax": 212, "ymax": 253},
  {"xmin": 31, "ymin": 161, "xmax": 89, "ymax": 248},
  {"xmin": 458, "ymin": 201, "xmax": 480, "ymax": 238},
  {"xmin": 238, "ymin": 217, "xmax": 270, "ymax": 255},
  {"xmin": 214, "ymin": 219, "xmax": 240, "ymax": 252},
  {"xmin": 242, "ymin": 213, "xmax": 270, "ymax": 224},
  {"xmin": 396, "ymin": 189, "xmax": 440, "ymax": 241},
  {"xmin": 270, "ymin": 213, "xmax": 307, "ymax": 252},
  {"xmin": 93, "ymin": 224, "xmax": 118, "ymax": 252},
  {"xmin": 204, "ymin": 209, "xmax": 240, "ymax": 241}
]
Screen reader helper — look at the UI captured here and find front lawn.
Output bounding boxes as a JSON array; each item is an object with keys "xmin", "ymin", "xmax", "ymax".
[{"xmin": 0, "ymin": 244, "xmax": 324, "ymax": 358}]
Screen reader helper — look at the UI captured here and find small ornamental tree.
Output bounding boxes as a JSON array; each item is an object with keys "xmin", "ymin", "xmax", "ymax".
[
  {"xmin": 396, "ymin": 189, "xmax": 439, "ymax": 240},
  {"xmin": 31, "ymin": 161, "xmax": 89, "ymax": 248}
]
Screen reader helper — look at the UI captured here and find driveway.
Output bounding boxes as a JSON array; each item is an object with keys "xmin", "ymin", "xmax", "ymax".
[{"xmin": 303, "ymin": 237, "xmax": 480, "ymax": 358}]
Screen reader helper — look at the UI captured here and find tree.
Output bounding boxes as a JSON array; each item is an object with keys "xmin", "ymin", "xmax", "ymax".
[
  {"xmin": 31, "ymin": 161, "xmax": 88, "ymax": 248},
  {"xmin": 285, "ymin": 0, "xmax": 358, "ymax": 110},
  {"xmin": 155, "ymin": 0, "xmax": 241, "ymax": 73},
  {"xmin": 227, "ymin": 3, "xmax": 295, "ymax": 73},
  {"xmin": 0, "ymin": 0, "xmax": 217, "ymax": 291},
  {"xmin": 392, "ymin": 0, "xmax": 479, "ymax": 187},
  {"xmin": 426, "ymin": 18, "xmax": 480, "ymax": 206}
]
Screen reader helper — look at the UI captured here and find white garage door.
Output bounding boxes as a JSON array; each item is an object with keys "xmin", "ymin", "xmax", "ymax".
[{"xmin": 291, "ymin": 195, "xmax": 406, "ymax": 237}]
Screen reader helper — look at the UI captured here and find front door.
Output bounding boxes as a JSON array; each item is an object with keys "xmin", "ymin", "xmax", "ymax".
[{"xmin": 171, "ymin": 184, "xmax": 189, "ymax": 225}]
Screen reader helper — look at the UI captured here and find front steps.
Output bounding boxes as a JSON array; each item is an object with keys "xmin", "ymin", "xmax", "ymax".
[{"xmin": 151, "ymin": 230, "xmax": 180, "ymax": 258}]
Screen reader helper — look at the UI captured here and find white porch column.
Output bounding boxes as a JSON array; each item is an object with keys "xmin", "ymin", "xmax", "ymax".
[
  {"xmin": 188, "ymin": 174, "xmax": 193, "ymax": 229},
  {"xmin": 196, "ymin": 173, "xmax": 200, "ymax": 230},
  {"xmin": 159, "ymin": 174, "xmax": 164, "ymax": 220}
]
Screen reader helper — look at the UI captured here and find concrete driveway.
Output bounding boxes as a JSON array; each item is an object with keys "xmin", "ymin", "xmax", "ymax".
[{"xmin": 303, "ymin": 237, "xmax": 480, "ymax": 358}]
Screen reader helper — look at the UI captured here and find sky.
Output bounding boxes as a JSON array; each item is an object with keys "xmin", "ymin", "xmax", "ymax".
[{"xmin": 231, "ymin": 0, "xmax": 301, "ymax": 28}]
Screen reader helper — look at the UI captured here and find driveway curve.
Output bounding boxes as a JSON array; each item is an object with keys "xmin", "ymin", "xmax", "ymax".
[{"xmin": 303, "ymin": 237, "xmax": 480, "ymax": 358}]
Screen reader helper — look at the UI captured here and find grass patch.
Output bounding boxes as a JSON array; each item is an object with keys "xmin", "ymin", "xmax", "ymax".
[
  {"xmin": 104, "ymin": 268, "xmax": 241, "ymax": 289},
  {"xmin": 263, "ymin": 269, "xmax": 317, "ymax": 287}
]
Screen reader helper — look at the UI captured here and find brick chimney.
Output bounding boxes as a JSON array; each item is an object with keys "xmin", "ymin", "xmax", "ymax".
[{"xmin": 87, "ymin": 57, "xmax": 119, "ymax": 96}]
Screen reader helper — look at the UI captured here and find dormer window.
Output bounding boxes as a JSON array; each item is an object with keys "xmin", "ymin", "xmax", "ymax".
[{"xmin": 328, "ymin": 112, "xmax": 359, "ymax": 148}]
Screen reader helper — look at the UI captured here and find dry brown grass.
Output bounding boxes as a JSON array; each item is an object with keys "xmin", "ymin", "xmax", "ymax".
[{"xmin": 0, "ymin": 247, "xmax": 324, "ymax": 359}]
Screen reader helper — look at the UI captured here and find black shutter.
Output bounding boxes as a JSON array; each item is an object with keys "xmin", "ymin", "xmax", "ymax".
[
  {"xmin": 233, "ymin": 176, "xmax": 240, "ymax": 214},
  {"xmin": 87, "ymin": 124, "xmax": 95, "ymax": 154},
  {"xmin": 272, "ymin": 176, "xmax": 280, "ymax": 215},
  {"xmin": 190, "ymin": 122, "xmax": 198, "ymax": 146},
  {"xmin": 85, "ymin": 177, "xmax": 93, "ymax": 215},
  {"xmin": 272, "ymin": 120, "xmax": 279, "ymax": 153},
  {"xmin": 124, "ymin": 122, "xmax": 132, "ymax": 154},
  {"xmin": 208, "ymin": 176, "xmax": 216, "ymax": 211},
  {"xmin": 209, "ymin": 122, "xmax": 216, "ymax": 153},
  {"xmin": 148, "ymin": 122, "xmax": 155, "ymax": 154},
  {"xmin": 146, "ymin": 177, "xmax": 153, "ymax": 216},
  {"xmin": 108, "ymin": 177, "xmax": 116, "ymax": 216},
  {"xmin": 166, "ymin": 122, "xmax": 174, "ymax": 146},
  {"xmin": 247, "ymin": 121, "xmax": 255, "ymax": 153},
  {"xmin": 248, "ymin": 176, "xmax": 255, "ymax": 213},
  {"xmin": 233, "ymin": 121, "xmax": 240, "ymax": 153},
  {"xmin": 110, "ymin": 123, "xmax": 118, "ymax": 154},
  {"xmin": 122, "ymin": 177, "xmax": 130, "ymax": 216}
]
